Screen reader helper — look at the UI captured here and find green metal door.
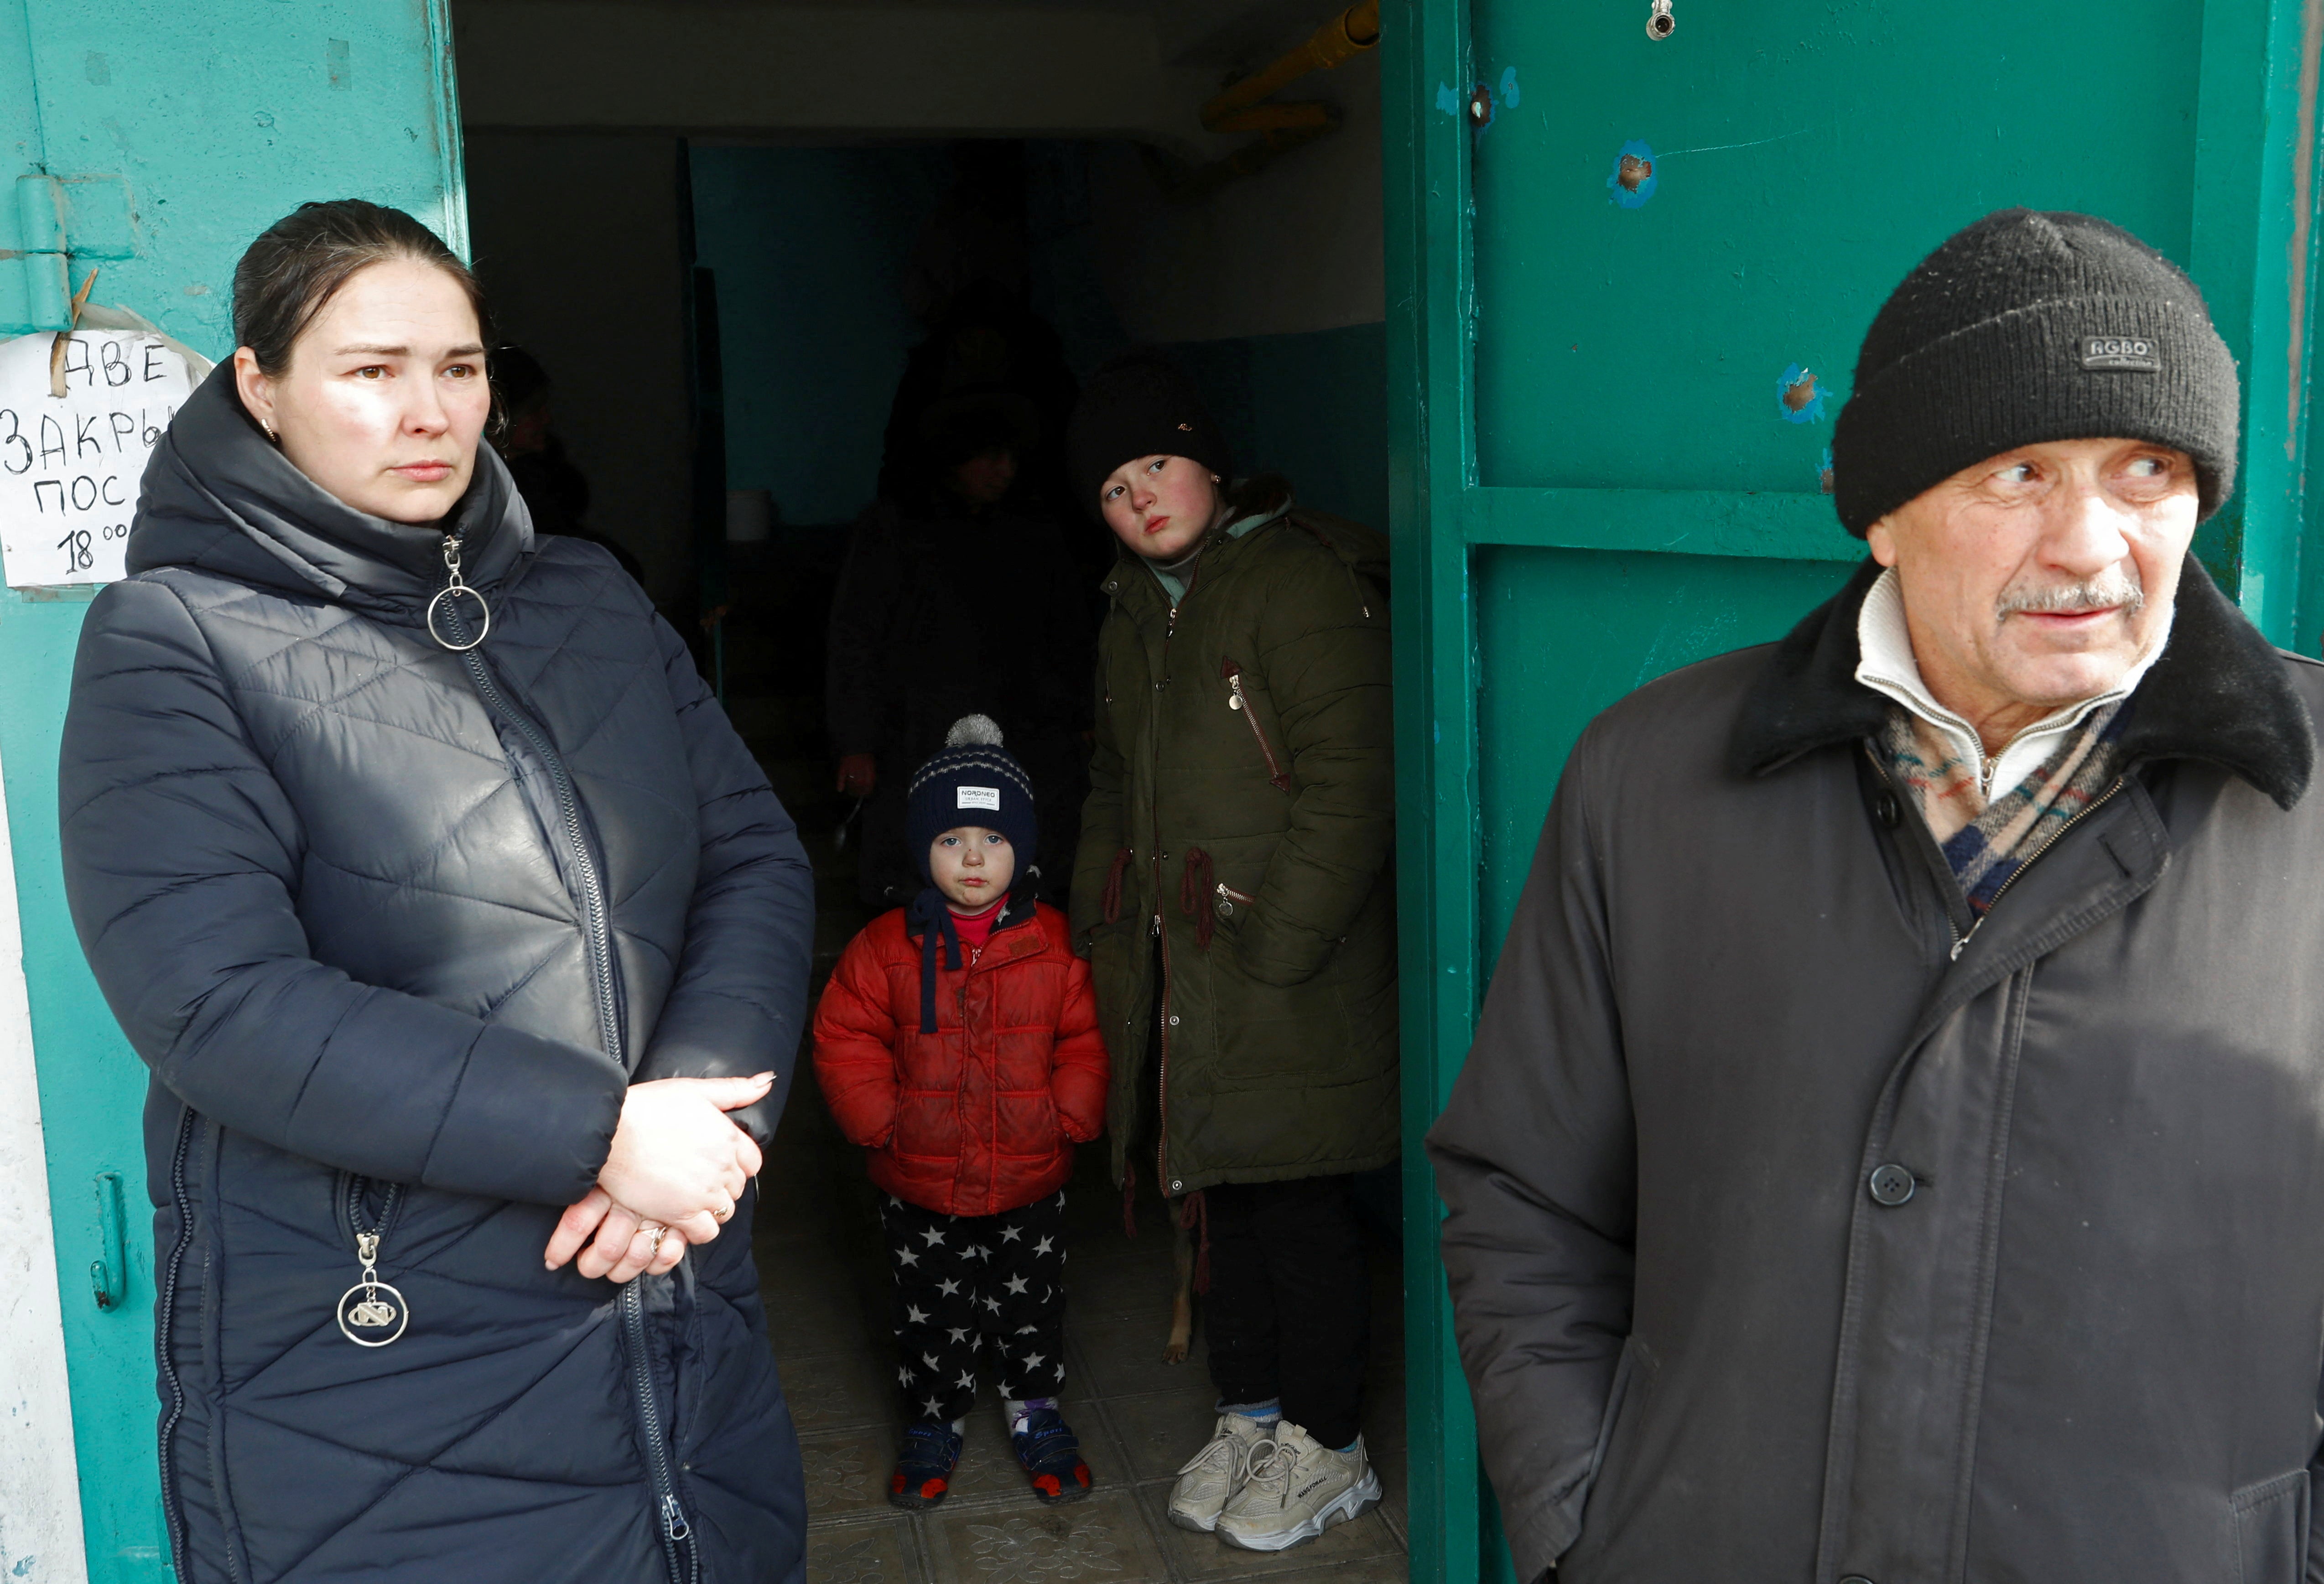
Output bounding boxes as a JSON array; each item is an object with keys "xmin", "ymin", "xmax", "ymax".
[
  {"xmin": 1382, "ymin": 3, "xmax": 2324, "ymax": 1580},
  {"xmin": 0, "ymin": 5, "xmax": 463, "ymax": 1576}
]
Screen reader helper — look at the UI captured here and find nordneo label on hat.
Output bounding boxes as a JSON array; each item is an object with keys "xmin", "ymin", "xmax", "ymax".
[{"xmin": 2081, "ymin": 335, "xmax": 2160, "ymax": 372}]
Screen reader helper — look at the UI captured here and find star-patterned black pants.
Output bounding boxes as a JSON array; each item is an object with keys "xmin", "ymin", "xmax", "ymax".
[{"xmin": 881, "ymin": 1189, "xmax": 1070, "ymax": 1425}]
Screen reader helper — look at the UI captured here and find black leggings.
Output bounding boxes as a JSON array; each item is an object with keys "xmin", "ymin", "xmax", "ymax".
[{"xmin": 1199, "ymin": 1174, "xmax": 1369, "ymax": 1450}]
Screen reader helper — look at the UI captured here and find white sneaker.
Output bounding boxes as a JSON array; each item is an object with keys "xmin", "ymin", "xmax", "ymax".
[
  {"xmin": 1215, "ymin": 1423, "xmax": 1380, "ymax": 1551},
  {"xmin": 1167, "ymin": 1412, "xmax": 1273, "ymax": 1533}
]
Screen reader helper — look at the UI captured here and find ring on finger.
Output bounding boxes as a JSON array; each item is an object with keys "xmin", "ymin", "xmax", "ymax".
[
  {"xmin": 713, "ymin": 1201, "xmax": 734, "ymax": 1224},
  {"xmin": 639, "ymin": 1222, "xmax": 666, "ymax": 1255}
]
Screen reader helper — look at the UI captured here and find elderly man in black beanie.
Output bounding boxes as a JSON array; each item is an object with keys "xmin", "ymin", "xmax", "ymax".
[{"xmin": 1429, "ymin": 208, "xmax": 2324, "ymax": 1583}]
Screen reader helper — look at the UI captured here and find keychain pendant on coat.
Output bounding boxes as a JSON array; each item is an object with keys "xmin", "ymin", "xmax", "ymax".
[
  {"xmin": 337, "ymin": 1228, "xmax": 409, "ymax": 1346},
  {"xmin": 426, "ymin": 531, "xmax": 492, "ymax": 651}
]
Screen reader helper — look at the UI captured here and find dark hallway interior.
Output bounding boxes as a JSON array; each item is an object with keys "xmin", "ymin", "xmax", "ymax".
[{"xmin": 453, "ymin": 8, "xmax": 1405, "ymax": 1570}]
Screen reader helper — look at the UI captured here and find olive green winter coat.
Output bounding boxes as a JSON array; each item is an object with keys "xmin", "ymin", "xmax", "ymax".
[{"xmin": 1069, "ymin": 500, "xmax": 1398, "ymax": 1197}]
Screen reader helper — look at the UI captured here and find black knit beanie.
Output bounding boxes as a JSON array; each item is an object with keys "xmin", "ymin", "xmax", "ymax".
[
  {"xmin": 1066, "ymin": 352, "xmax": 1233, "ymax": 519},
  {"xmin": 1832, "ymin": 208, "xmax": 2240, "ymax": 536}
]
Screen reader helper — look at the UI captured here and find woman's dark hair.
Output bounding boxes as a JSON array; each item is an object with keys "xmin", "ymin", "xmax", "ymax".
[{"xmin": 232, "ymin": 200, "xmax": 491, "ymax": 377}]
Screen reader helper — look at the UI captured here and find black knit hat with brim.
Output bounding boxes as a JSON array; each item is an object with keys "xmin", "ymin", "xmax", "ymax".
[
  {"xmin": 1832, "ymin": 208, "xmax": 2240, "ymax": 537},
  {"xmin": 1066, "ymin": 352, "xmax": 1233, "ymax": 519}
]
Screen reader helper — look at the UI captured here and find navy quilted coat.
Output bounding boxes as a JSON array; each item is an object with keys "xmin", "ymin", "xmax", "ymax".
[{"xmin": 59, "ymin": 365, "xmax": 813, "ymax": 1584}]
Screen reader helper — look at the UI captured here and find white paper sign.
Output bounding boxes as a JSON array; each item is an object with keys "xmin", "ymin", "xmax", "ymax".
[{"xmin": 0, "ymin": 329, "xmax": 194, "ymax": 587}]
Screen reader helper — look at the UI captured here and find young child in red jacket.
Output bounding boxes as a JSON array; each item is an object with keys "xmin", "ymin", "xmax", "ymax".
[{"xmin": 813, "ymin": 715, "xmax": 1110, "ymax": 1511}]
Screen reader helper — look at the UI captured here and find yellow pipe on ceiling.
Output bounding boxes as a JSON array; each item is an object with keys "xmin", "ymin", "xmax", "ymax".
[{"xmin": 1200, "ymin": 0, "xmax": 1381, "ymax": 135}]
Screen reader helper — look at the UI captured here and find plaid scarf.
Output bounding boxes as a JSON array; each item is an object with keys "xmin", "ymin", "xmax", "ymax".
[{"xmin": 1880, "ymin": 700, "xmax": 2131, "ymax": 915}]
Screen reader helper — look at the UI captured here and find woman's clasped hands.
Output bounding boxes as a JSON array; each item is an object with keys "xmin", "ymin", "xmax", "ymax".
[{"xmin": 543, "ymin": 1072, "xmax": 774, "ymax": 1284}]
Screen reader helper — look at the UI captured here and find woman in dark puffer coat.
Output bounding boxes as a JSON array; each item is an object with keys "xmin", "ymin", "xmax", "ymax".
[{"xmin": 58, "ymin": 201, "xmax": 812, "ymax": 1583}]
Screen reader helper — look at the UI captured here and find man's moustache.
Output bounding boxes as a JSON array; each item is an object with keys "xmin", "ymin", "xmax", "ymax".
[{"xmin": 1996, "ymin": 578, "xmax": 2146, "ymax": 618}]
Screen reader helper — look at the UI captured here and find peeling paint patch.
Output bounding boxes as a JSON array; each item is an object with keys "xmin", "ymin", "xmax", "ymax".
[
  {"xmin": 1435, "ymin": 82, "xmax": 1461, "ymax": 117},
  {"xmin": 328, "ymin": 39, "xmax": 352, "ymax": 92},
  {"xmin": 1468, "ymin": 83, "xmax": 1496, "ymax": 129},
  {"xmin": 1607, "ymin": 140, "xmax": 1657, "ymax": 208},
  {"xmin": 1778, "ymin": 364, "xmax": 1826, "ymax": 423},
  {"xmin": 1498, "ymin": 67, "xmax": 1521, "ymax": 110},
  {"xmin": 83, "ymin": 52, "xmax": 109, "ymax": 86},
  {"xmin": 1820, "ymin": 445, "xmax": 1836, "ymax": 493}
]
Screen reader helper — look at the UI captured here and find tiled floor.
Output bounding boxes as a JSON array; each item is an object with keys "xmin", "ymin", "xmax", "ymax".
[{"xmin": 753, "ymin": 1084, "xmax": 1409, "ymax": 1584}]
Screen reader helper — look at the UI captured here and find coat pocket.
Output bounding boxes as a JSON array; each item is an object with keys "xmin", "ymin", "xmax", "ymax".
[
  {"xmin": 1220, "ymin": 658, "xmax": 1293, "ymax": 792},
  {"xmin": 2228, "ymin": 1468, "xmax": 2309, "ymax": 1584}
]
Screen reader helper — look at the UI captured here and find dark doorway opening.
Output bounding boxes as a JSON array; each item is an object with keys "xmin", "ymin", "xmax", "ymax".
[{"xmin": 463, "ymin": 115, "xmax": 1405, "ymax": 1581}]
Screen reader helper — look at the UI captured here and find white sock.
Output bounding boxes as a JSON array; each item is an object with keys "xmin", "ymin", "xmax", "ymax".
[
  {"xmin": 1219, "ymin": 1397, "xmax": 1281, "ymax": 1426},
  {"xmin": 1004, "ymin": 1396, "xmax": 1056, "ymax": 1436}
]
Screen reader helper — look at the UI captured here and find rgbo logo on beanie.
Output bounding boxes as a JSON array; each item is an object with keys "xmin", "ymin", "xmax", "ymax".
[{"xmin": 2081, "ymin": 335, "xmax": 2161, "ymax": 372}]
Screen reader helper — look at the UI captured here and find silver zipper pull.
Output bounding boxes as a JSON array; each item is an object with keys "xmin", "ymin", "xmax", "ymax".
[
  {"xmin": 426, "ymin": 533, "xmax": 493, "ymax": 651},
  {"xmin": 1950, "ymin": 936, "xmax": 1966, "ymax": 961},
  {"xmin": 660, "ymin": 1494, "xmax": 691, "ymax": 1541}
]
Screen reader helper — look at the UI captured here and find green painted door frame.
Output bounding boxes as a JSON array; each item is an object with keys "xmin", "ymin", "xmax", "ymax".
[
  {"xmin": 1382, "ymin": 4, "xmax": 2324, "ymax": 1583},
  {"xmin": 1, "ymin": 5, "xmax": 464, "ymax": 1575}
]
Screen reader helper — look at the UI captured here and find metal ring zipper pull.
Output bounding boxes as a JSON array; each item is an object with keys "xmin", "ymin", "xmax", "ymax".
[
  {"xmin": 337, "ymin": 1184, "xmax": 408, "ymax": 1347},
  {"xmin": 426, "ymin": 532, "xmax": 492, "ymax": 652}
]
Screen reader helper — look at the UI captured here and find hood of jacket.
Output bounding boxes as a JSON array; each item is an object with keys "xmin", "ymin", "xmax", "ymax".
[{"xmin": 127, "ymin": 358, "xmax": 533, "ymax": 619}]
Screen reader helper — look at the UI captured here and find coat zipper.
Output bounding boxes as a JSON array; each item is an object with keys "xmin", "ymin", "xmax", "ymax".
[
  {"xmin": 1222, "ymin": 659, "xmax": 1293, "ymax": 792},
  {"xmin": 1153, "ymin": 585, "xmax": 1184, "ymax": 1196},
  {"xmin": 1944, "ymin": 774, "xmax": 2128, "ymax": 960},
  {"xmin": 624, "ymin": 1281, "xmax": 697, "ymax": 1583},
  {"xmin": 155, "ymin": 1104, "xmax": 198, "ymax": 1578},
  {"xmin": 437, "ymin": 549, "xmax": 694, "ymax": 1581},
  {"xmin": 435, "ymin": 562, "xmax": 622, "ymax": 1064}
]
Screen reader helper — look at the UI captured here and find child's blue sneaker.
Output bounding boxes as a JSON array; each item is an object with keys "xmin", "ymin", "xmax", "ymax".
[
  {"xmin": 889, "ymin": 1421, "xmax": 964, "ymax": 1510},
  {"xmin": 1011, "ymin": 1407, "xmax": 1093, "ymax": 1504}
]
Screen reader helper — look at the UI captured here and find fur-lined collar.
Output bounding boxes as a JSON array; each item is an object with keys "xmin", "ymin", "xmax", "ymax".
[{"xmin": 1729, "ymin": 555, "xmax": 2315, "ymax": 809}]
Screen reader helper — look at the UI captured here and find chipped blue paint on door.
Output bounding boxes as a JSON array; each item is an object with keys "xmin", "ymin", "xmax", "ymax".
[
  {"xmin": 0, "ymin": 4, "xmax": 462, "ymax": 1575},
  {"xmin": 1383, "ymin": 2, "xmax": 2324, "ymax": 1581}
]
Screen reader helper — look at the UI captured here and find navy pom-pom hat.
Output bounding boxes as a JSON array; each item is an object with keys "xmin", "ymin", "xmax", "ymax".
[
  {"xmin": 905, "ymin": 714, "xmax": 1039, "ymax": 887},
  {"xmin": 904, "ymin": 715, "xmax": 1040, "ymax": 1032}
]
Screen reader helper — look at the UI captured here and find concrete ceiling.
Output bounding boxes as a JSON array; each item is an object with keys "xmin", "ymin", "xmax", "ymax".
[{"xmin": 451, "ymin": 0, "xmax": 1351, "ymax": 67}]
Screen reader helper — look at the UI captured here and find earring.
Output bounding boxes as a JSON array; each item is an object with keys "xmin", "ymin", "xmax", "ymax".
[
  {"xmin": 262, "ymin": 422, "xmax": 278, "ymax": 444},
  {"xmin": 1210, "ymin": 473, "xmax": 1221, "ymax": 482}
]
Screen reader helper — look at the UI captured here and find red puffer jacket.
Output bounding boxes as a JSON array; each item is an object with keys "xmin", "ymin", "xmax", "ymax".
[{"xmin": 813, "ymin": 900, "xmax": 1108, "ymax": 1216}]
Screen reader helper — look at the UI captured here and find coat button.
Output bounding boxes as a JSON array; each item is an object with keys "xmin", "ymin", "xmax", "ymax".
[
  {"xmin": 1872, "ymin": 790, "xmax": 1901, "ymax": 827},
  {"xmin": 1168, "ymin": 1015, "xmax": 1180, "ymax": 1026},
  {"xmin": 1867, "ymin": 1164, "xmax": 1915, "ymax": 1206}
]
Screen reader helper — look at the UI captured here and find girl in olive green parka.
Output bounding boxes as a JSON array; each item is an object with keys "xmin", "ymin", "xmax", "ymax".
[{"xmin": 1065, "ymin": 353, "xmax": 1395, "ymax": 1553}]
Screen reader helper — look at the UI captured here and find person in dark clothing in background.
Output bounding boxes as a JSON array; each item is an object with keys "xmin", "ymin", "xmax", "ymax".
[
  {"xmin": 880, "ymin": 281, "xmax": 1083, "ymax": 516},
  {"xmin": 830, "ymin": 363, "xmax": 1093, "ymax": 909},
  {"xmin": 492, "ymin": 342, "xmax": 648, "ymax": 584}
]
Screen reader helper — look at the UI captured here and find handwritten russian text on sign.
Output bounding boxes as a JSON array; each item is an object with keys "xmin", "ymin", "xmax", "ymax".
[{"xmin": 0, "ymin": 330, "xmax": 194, "ymax": 587}]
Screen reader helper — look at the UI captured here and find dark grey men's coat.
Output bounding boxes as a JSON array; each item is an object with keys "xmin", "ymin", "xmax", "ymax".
[
  {"xmin": 59, "ymin": 364, "xmax": 814, "ymax": 1584},
  {"xmin": 1428, "ymin": 557, "xmax": 2324, "ymax": 1584}
]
